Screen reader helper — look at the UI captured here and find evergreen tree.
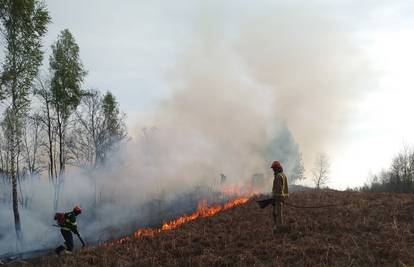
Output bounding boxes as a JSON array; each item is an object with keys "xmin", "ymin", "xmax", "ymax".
[
  {"xmin": 266, "ymin": 125, "xmax": 305, "ymax": 184},
  {"xmin": 100, "ymin": 91, "xmax": 127, "ymax": 163}
]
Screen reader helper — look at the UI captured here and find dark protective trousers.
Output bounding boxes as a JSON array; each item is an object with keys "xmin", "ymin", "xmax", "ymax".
[
  {"xmin": 272, "ymin": 201, "xmax": 283, "ymax": 227},
  {"xmin": 55, "ymin": 229, "xmax": 74, "ymax": 254}
]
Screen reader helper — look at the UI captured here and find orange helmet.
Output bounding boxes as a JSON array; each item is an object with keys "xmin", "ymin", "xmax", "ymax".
[
  {"xmin": 73, "ymin": 205, "xmax": 82, "ymax": 215},
  {"xmin": 271, "ymin": 160, "xmax": 282, "ymax": 170}
]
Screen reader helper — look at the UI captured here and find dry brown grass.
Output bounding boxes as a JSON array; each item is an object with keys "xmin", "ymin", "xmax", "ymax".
[{"xmin": 15, "ymin": 190, "xmax": 414, "ymax": 266}]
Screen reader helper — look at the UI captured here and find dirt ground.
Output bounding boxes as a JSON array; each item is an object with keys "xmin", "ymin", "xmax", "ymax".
[{"xmin": 12, "ymin": 190, "xmax": 414, "ymax": 266}]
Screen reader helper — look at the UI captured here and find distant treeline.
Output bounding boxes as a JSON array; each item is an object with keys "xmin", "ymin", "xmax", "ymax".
[{"xmin": 357, "ymin": 147, "xmax": 414, "ymax": 193}]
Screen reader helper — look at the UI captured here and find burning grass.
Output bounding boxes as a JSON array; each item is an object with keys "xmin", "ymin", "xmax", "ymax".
[
  {"xmin": 103, "ymin": 197, "xmax": 249, "ymax": 246},
  {"xmin": 18, "ymin": 190, "xmax": 414, "ymax": 266}
]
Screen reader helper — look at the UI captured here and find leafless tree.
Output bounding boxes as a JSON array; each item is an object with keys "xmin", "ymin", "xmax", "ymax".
[
  {"xmin": 21, "ymin": 113, "xmax": 45, "ymax": 176},
  {"xmin": 68, "ymin": 89, "xmax": 127, "ymax": 169},
  {"xmin": 34, "ymin": 76, "xmax": 59, "ymax": 181},
  {"xmin": 68, "ymin": 89, "xmax": 103, "ymax": 169},
  {"xmin": 362, "ymin": 146, "xmax": 414, "ymax": 193},
  {"xmin": 34, "ymin": 76, "xmax": 63, "ymax": 211},
  {"xmin": 312, "ymin": 152, "xmax": 330, "ymax": 189}
]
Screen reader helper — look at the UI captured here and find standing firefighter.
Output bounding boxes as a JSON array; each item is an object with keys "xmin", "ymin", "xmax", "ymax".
[
  {"xmin": 54, "ymin": 205, "xmax": 85, "ymax": 255},
  {"xmin": 271, "ymin": 161, "xmax": 289, "ymax": 232}
]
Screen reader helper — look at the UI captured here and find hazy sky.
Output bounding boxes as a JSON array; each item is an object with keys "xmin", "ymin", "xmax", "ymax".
[{"xmin": 43, "ymin": 0, "xmax": 414, "ymax": 189}]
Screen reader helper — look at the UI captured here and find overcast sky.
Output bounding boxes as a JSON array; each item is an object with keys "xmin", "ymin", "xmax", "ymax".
[{"xmin": 43, "ymin": 0, "xmax": 414, "ymax": 189}]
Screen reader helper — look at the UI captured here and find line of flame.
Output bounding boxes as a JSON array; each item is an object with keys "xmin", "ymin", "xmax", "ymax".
[{"xmin": 103, "ymin": 196, "xmax": 249, "ymax": 246}]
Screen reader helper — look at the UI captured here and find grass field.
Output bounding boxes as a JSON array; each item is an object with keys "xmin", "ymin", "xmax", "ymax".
[{"xmin": 15, "ymin": 190, "xmax": 414, "ymax": 266}]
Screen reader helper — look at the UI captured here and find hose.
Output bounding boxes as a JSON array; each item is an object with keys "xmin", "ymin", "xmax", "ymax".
[{"xmin": 284, "ymin": 202, "xmax": 348, "ymax": 209}]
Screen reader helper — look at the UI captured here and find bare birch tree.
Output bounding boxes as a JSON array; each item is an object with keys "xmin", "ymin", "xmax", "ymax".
[{"xmin": 312, "ymin": 152, "xmax": 330, "ymax": 189}]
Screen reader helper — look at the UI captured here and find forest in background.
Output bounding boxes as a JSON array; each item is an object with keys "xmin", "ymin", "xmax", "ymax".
[{"xmin": 357, "ymin": 146, "xmax": 414, "ymax": 193}]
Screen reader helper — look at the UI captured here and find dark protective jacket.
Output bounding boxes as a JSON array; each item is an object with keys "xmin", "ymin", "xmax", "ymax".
[
  {"xmin": 272, "ymin": 172, "xmax": 289, "ymax": 201},
  {"xmin": 58, "ymin": 211, "xmax": 78, "ymax": 233}
]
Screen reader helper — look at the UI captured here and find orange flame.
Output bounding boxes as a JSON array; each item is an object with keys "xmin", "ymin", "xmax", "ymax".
[{"xmin": 104, "ymin": 197, "xmax": 249, "ymax": 246}]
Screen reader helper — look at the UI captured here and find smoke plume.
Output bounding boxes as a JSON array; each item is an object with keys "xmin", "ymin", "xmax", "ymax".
[{"xmin": 0, "ymin": 1, "xmax": 372, "ymax": 256}]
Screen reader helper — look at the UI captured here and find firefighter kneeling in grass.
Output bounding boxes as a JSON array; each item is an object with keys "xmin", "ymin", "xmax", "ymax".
[
  {"xmin": 271, "ymin": 161, "xmax": 289, "ymax": 233},
  {"xmin": 54, "ymin": 205, "xmax": 85, "ymax": 255}
]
